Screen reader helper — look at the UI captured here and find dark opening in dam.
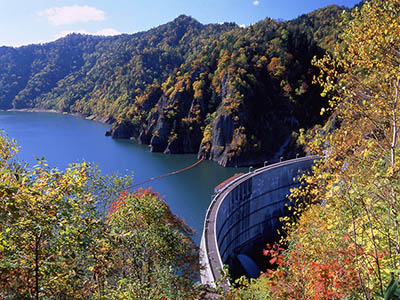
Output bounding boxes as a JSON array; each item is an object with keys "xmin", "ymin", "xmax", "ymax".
[{"xmin": 200, "ymin": 156, "xmax": 319, "ymax": 288}]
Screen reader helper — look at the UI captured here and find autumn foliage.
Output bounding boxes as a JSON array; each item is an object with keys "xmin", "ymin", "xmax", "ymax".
[
  {"xmin": 226, "ymin": 0, "xmax": 400, "ymax": 299},
  {"xmin": 0, "ymin": 135, "xmax": 199, "ymax": 299}
]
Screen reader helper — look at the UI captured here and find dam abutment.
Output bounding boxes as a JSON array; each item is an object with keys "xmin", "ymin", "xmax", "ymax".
[{"xmin": 200, "ymin": 156, "xmax": 319, "ymax": 288}]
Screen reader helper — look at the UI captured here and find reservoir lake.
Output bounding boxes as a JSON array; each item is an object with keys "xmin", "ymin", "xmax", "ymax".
[{"xmin": 0, "ymin": 111, "xmax": 246, "ymax": 244}]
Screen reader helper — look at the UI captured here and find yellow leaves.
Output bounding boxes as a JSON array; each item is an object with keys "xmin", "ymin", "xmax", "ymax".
[
  {"xmin": 280, "ymin": 216, "xmax": 290, "ymax": 222},
  {"xmin": 200, "ymin": 124, "xmax": 213, "ymax": 148},
  {"xmin": 288, "ymin": 3, "xmax": 400, "ymax": 291},
  {"xmin": 386, "ymin": 167, "xmax": 394, "ymax": 178}
]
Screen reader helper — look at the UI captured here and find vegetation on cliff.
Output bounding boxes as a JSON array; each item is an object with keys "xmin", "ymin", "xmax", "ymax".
[
  {"xmin": 0, "ymin": 6, "xmax": 347, "ymax": 166},
  {"xmin": 223, "ymin": 0, "xmax": 400, "ymax": 299},
  {"xmin": 5, "ymin": 0, "xmax": 400, "ymax": 298}
]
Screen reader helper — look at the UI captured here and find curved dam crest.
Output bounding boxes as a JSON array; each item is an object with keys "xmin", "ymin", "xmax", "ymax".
[{"xmin": 200, "ymin": 156, "xmax": 319, "ymax": 288}]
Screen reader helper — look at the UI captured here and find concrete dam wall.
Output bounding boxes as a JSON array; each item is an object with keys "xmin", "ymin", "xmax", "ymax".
[{"xmin": 200, "ymin": 156, "xmax": 319, "ymax": 288}]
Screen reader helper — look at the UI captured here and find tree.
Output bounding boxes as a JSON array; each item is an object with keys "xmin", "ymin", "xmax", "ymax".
[
  {"xmin": 0, "ymin": 139, "xmax": 106, "ymax": 298},
  {"xmin": 226, "ymin": 1, "xmax": 400, "ymax": 299},
  {"xmin": 272, "ymin": 0, "xmax": 400, "ymax": 298},
  {"xmin": 0, "ymin": 134, "xmax": 199, "ymax": 299},
  {"xmin": 102, "ymin": 188, "xmax": 199, "ymax": 300},
  {"xmin": 310, "ymin": 0, "xmax": 400, "ymax": 296}
]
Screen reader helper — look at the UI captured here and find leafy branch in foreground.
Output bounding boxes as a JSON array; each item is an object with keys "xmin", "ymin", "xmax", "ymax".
[
  {"xmin": 0, "ymin": 134, "xmax": 199, "ymax": 299},
  {"xmin": 223, "ymin": 0, "xmax": 400, "ymax": 299},
  {"xmin": 268, "ymin": 0, "xmax": 400, "ymax": 298}
]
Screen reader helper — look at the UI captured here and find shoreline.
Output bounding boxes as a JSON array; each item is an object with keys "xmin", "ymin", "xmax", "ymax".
[{"xmin": 1, "ymin": 108, "xmax": 112, "ymax": 125}]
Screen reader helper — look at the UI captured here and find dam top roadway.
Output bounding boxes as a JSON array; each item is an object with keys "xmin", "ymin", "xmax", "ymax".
[{"xmin": 200, "ymin": 155, "xmax": 320, "ymax": 289}]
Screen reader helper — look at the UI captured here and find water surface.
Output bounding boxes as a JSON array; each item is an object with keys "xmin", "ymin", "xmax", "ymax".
[{"xmin": 0, "ymin": 111, "xmax": 246, "ymax": 243}]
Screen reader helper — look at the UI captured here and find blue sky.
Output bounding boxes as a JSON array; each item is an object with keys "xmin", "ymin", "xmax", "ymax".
[{"xmin": 0, "ymin": 0, "xmax": 361, "ymax": 47}]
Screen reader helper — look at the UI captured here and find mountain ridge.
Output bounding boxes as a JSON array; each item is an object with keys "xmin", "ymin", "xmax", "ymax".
[{"xmin": 0, "ymin": 5, "xmax": 350, "ymax": 166}]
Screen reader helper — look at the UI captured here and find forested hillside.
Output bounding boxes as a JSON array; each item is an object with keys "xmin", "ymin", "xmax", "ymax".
[
  {"xmin": 0, "ymin": 6, "xmax": 346, "ymax": 166},
  {"xmin": 223, "ymin": 0, "xmax": 400, "ymax": 298}
]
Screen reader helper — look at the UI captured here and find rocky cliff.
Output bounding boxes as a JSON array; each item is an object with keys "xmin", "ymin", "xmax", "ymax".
[{"xmin": 0, "ymin": 6, "xmax": 347, "ymax": 166}]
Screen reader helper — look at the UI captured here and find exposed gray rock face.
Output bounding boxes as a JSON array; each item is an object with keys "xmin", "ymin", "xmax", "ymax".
[
  {"xmin": 208, "ymin": 114, "xmax": 234, "ymax": 166},
  {"xmin": 0, "ymin": 10, "xmax": 336, "ymax": 167},
  {"xmin": 106, "ymin": 82, "xmax": 304, "ymax": 167},
  {"xmin": 107, "ymin": 121, "xmax": 138, "ymax": 139},
  {"xmin": 149, "ymin": 117, "xmax": 171, "ymax": 153},
  {"xmin": 105, "ymin": 66, "xmax": 313, "ymax": 167}
]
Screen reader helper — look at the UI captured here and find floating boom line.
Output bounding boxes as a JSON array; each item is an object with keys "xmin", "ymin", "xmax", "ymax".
[{"xmin": 127, "ymin": 157, "xmax": 205, "ymax": 190}]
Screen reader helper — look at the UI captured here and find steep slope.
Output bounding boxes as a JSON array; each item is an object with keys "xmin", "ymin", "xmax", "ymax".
[{"xmin": 0, "ymin": 7, "xmax": 346, "ymax": 166}]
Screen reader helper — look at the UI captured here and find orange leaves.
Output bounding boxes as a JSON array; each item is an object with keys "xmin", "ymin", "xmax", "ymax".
[
  {"xmin": 283, "ymin": 1, "xmax": 400, "ymax": 298},
  {"xmin": 263, "ymin": 243, "xmax": 285, "ymax": 267},
  {"xmin": 108, "ymin": 190, "xmax": 129, "ymax": 215},
  {"xmin": 262, "ymin": 241, "xmax": 362, "ymax": 300},
  {"xmin": 105, "ymin": 185, "xmax": 199, "ymax": 299},
  {"xmin": 267, "ymin": 57, "xmax": 286, "ymax": 78},
  {"xmin": 229, "ymin": 126, "xmax": 247, "ymax": 156},
  {"xmin": 200, "ymin": 112, "xmax": 216, "ymax": 153}
]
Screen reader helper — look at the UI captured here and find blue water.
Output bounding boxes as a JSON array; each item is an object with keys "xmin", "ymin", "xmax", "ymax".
[{"xmin": 0, "ymin": 111, "xmax": 246, "ymax": 243}]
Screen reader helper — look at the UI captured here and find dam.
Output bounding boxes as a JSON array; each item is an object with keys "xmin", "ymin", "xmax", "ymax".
[{"xmin": 200, "ymin": 155, "xmax": 319, "ymax": 288}]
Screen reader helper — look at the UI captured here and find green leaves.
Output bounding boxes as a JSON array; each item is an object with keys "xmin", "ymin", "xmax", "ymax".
[
  {"xmin": 231, "ymin": 1, "xmax": 400, "ymax": 299},
  {"xmin": 0, "ymin": 135, "xmax": 200, "ymax": 299},
  {"xmin": 384, "ymin": 277, "xmax": 400, "ymax": 300},
  {"xmin": 376, "ymin": 277, "xmax": 400, "ymax": 300},
  {"xmin": 103, "ymin": 187, "xmax": 199, "ymax": 299}
]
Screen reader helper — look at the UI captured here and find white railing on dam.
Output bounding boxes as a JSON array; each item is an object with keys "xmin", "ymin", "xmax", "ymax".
[{"xmin": 200, "ymin": 155, "xmax": 320, "ymax": 289}]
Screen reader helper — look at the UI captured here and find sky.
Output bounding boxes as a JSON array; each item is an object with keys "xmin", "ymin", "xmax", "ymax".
[{"xmin": 0, "ymin": 0, "xmax": 361, "ymax": 47}]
